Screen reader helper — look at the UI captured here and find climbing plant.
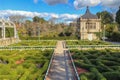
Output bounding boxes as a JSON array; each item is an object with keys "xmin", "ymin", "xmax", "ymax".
[{"xmin": 5, "ymin": 27, "xmax": 14, "ymax": 37}]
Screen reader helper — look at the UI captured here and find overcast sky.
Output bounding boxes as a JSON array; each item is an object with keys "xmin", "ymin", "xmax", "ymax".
[{"xmin": 0, "ymin": 0, "xmax": 120, "ymax": 23}]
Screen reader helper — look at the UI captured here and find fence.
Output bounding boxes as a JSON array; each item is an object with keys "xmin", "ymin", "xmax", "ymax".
[
  {"xmin": 44, "ymin": 50, "xmax": 55, "ymax": 80},
  {"xmin": 44, "ymin": 41, "xmax": 58, "ymax": 80},
  {"xmin": 67, "ymin": 50, "xmax": 80, "ymax": 80}
]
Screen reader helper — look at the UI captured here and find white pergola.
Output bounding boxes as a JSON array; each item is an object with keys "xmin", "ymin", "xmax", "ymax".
[{"xmin": 0, "ymin": 18, "xmax": 17, "ymax": 39}]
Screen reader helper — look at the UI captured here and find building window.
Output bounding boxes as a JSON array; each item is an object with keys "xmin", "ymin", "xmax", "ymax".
[
  {"xmin": 86, "ymin": 23, "xmax": 96, "ymax": 30},
  {"xmin": 86, "ymin": 23, "xmax": 88, "ymax": 29},
  {"xmin": 90, "ymin": 23, "xmax": 92, "ymax": 29},
  {"xmin": 86, "ymin": 23, "xmax": 89, "ymax": 29},
  {"xmin": 93, "ymin": 23, "xmax": 96, "ymax": 29}
]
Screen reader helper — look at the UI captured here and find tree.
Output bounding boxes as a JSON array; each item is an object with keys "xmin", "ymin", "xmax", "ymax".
[
  {"xmin": 33, "ymin": 16, "xmax": 46, "ymax": 23},
  {"xmin": 105, "ymin": 23, "xmax": 118, "ymax": 38},
  {"xmin": 33, "ymin": 16, "xmax": 40, "ymax": 22},
  {"xmin": 116, "ymin": 7, "xmax": 120, "ymax": 26},
  {"xmin": 96, "ymin": 11, "xmax": 113, "ymax": 24},
  {"xmin": 25, "ymin": 20, "xmax": 32, "ymax": 24},
  {"xmin": 111, "ymin": 31, "xmax": 120, "ymax": 41},
  {"xmin": 39, "ymin": 18, "xmax": 46, "ymax": 23}
]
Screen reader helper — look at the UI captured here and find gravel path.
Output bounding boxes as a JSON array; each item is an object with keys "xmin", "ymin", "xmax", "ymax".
[{"xmin": 46, "ymin": 41, "xmax": 74, "ymax": 80}]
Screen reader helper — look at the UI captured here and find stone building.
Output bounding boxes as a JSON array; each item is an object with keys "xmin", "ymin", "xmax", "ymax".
[{"xmin": 77, "ymin": 6, "xmax": 101, "ymax": 40}]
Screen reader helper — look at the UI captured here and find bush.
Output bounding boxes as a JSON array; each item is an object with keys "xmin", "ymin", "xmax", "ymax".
[
  {"xmin": 103, "ymin": 72, "xmax": 120, "ymax": 80},
  {"xmin": 74, "ymin": 61, "xmax": 93, "ymax": 71},
  {"xmin": 90, "ymin": 68, "xmax": 107, "ymax": 80},
  {"xmin": 80, "ymin": 72, "xmax": 96, "ymax": 80},
  {"xmin": 80, "ymin": 74, "xmax": 88, "ymax": 80},
  {"xmin": 0, "ymin": 50, "xmax": 53, "ymax": 79}
]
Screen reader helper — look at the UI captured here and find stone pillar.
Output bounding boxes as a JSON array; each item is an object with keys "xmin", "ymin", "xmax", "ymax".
[
  {"xmin": 1, "ymin": 27, "xmax": 4, "ymax": 39},
  {"xmin": 3, "ymin": 23, "xmax": 5, "ymax": 39},
  {"xmin": 14, "ymin": 24, "xmax": 17, "ymax": 38}
]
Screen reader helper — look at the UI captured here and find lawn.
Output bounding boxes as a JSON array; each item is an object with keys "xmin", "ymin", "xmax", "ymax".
[
  {"xmin": 0, "ymin": 49, "xmax": 53, "ymax": 80},
  {"xmin": 71, "ymin": 49, "xmax": 120, "ymax": 80}
]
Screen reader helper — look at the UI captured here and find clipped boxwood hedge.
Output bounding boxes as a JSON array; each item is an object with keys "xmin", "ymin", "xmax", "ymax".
[
  {"xmin": 72, "ymin": 49, "xmax": 120, "ymax": 80},
  {"xmin": 0, "ymin": 49, "xmax": 53, "ymax": 80}
]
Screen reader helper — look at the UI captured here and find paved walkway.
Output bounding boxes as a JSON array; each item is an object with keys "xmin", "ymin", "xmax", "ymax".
[{"xmin": 46, "ymin": 41, "xmax": 75, "ymax": 80}]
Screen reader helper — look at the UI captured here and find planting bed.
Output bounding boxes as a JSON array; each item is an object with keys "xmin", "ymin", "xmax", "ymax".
[
  {"xmin": 10, "ymin": 40, "xmax": 57, "ymax": 46},
  {"xmin": 71, "ymin": 49, "xmax": 120, "ymax": 80},
  {"xmin": 0, "ymin": 49, "xmax": 53, "ymax": 80},
  {"xmin": 66, "ymin": 40, "xmax": 111, "ymax": 45}
]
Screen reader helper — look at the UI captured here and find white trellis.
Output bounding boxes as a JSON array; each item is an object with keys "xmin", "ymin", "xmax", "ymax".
[{"xmin": 0, "ymin": 18, "xmax": 18, "ymax": 39}]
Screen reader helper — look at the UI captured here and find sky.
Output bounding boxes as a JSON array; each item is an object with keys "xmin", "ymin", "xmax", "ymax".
[{"xmin": 0, "ymin": 0, "xmax": 120, "ymax": 23}]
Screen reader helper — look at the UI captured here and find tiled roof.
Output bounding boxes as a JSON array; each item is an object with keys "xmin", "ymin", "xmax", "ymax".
[{"xmin": 81, "ymin": 6, "xmax": 98, "ymax": 19}]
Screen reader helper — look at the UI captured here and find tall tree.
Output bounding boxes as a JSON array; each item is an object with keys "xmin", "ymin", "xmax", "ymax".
[
  {"xmin": 116, "ymin": 7, "xmax": 120, "ymax": 26},
  {"xmin": 33, "ymin": 16, "xmax": 40, "ymax": 22},
  {"xmin": 96, "ymin": 11, "xmax": 113, "ymax": 24}
]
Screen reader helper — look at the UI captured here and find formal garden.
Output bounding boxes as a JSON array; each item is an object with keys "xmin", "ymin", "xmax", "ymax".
[
  {"xmin": 1, "ymin": 39, "xmax": 120, "ymax": 80},
  {"xmin": 71, "ymin": 49, "xmax": 120, "ymax": 80},
  {"xmin": 66, "ymin": 40, "xmax": 111, "ymax": 45},
  {"xmin": 0, "ymin": 49, "xmax": 53, "ymax": 80},
  {"xmin": 0, "ymin": 5, "xmax": 120, "ymax": 80},
  {"xmin": 10, "ymin": 40, "xmax": 57, "ymax": 46}
]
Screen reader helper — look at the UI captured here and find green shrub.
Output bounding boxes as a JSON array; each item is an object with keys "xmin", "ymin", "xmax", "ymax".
[
  {"xmin": 103, "ymin": 72, "xmax": 120, "ymax": 80},
  {"xmin": 90, "ymin": 68, "xmax": 107, "ymax": 80},
  {"xmin": 0, "ymin": 50, "xmax": 53, "ymax": 79},
  {"xmin": 80, "ymin": 74, "xmax": 88, "ymax": 80},
  {"xmin": 74, "ymin": 61, "xmax": 93, "ymax": 71},
  {"xmin": 72, "ymin": 49, "xmax": 120, "ymax": 80},
  {"xmin": 80, "ymin": 72, "xmax": 96, "ymax": 80}
]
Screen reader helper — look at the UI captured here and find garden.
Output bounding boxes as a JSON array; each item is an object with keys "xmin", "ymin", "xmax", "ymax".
[
  {"xmin": 66, "ymin": 40, "xmax": 111, "ymax": 46},
  {"xmin": 71, "ymin": 49, "xmax": 120, "ymax": 80},
  {"xmin": 0, "ymin": 49, "xmax": 53, "ymax": 80},
  {"xmin": 10, "ymin": 40, "xmax": 57, "ymax": 46}
]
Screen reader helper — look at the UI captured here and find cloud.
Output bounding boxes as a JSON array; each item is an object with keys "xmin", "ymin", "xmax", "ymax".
[
  {"xmin": 74, "ymin": 0, "xmax": 101, "ymax": 9},
  {"xmin": 0, "ymin": 10, "xmax": 41, "ymax": 18},
  {"xmin": 74, "ymin": 0, "xmax": 120, "ymax": 9},
  {"xmin": 0, "ymin": 10, "xmax": 79, "ymax": 23},
  {"xmin": 59, "ymin": 14, "xmax": 78, "ymax": 21},
  {"xmin": 101, "ymin": 0, "xmax": 120, "ymax": 8},
  {"xmin": 34, "ymin": 0, "xmax": 38, "ymax": 4},
  {"xmin": 44, "ymin": 0, "xmax": 68, "ymax": 5}
]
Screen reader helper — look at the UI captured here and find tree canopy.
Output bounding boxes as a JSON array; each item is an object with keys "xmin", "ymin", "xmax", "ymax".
[
  {"xmin": 32, "ymin": 16, "xmax": 46, "ymax": 23},
  {"xmin": 33, "ymin": 16, "xmax": 40, "ymax": 22},
  {"xmin": 116, "ymin": 7, "xmax": 120, "ymax": 25},
  {"xmin": 97, "ymin": 11, "xmax": 113, "ymax": 24}
]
